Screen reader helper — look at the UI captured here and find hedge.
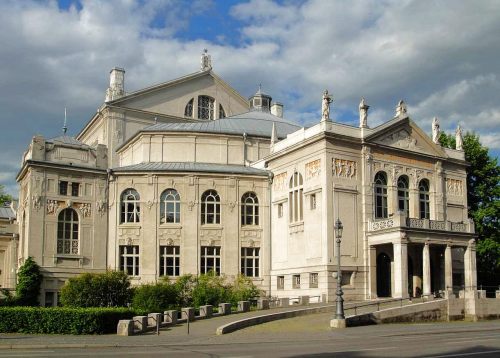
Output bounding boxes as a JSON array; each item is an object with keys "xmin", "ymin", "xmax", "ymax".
[{"xmin": 0, "ymin": 307, "xmax": 136, "ymax": 334}]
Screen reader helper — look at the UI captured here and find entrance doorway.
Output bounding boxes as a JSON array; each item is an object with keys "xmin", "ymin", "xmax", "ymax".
[{"xmin": 377, "ymin": 252, "xmax": 392, "ymax": 297}]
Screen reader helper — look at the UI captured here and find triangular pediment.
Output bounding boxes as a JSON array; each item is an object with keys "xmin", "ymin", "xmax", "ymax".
[
  {"xmin": 109, "ymin": 70, "xmax": 249, "ymax": 117},
  {"xmin": 367, "ymin": 117, "xmax": 447, "ymax": 158}
]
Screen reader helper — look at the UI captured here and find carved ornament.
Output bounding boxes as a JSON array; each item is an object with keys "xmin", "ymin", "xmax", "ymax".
[
  {"xmin": 333, "ymin": 158, "xmax": 356, "ymax": 179},
  {"xmin": 305, "ymin": 159, "xmax": 321, "ymax": 180}
]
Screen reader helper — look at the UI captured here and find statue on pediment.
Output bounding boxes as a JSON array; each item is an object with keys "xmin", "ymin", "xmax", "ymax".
[
  {"xmin": 321, "ymin": 90, "xmax": 333, "ymax": 122},
  {"xmin": 396, "ymin": 100, "xmax": 407, "ymax": 117},
  {"xmin": 432, "ymin": 117, "xmax": 440, "ymax": 144},
  {"xmin": 359, "ymin": 97, "xmax": 369, "ymax": 128},
  {"xmin": 455, "ymin": 125, "xmax": 463, "ymax": 150}
]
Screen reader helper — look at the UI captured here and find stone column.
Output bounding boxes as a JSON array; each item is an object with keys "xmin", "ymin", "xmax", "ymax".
[
  {"xmin": 444, "ymin": 244, "xmax": 453, "ymax": 291},
  {"xmin": 464, "ymin": 239, "xmax": 477, "ymax": 291},
  {"xmin": 393, "ymin": 239, "xmax": 408, "ymax": 298},
  {"xmin": 422, "ymin": 242, "xmax": 431, "ymax": 296},
  {"xmin": 368, "ymin": 246, "xmax": 377, "ymax": 299}
]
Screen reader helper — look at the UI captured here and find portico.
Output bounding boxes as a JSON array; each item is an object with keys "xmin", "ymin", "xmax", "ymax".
[{"xmin": 367, "ymin": 213, "xmax": 475, "ymax": 299}]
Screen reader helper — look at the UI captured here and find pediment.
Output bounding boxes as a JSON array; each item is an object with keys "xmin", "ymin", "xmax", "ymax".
[{"xmin": 368, "ymin": 119, "xmax": 447, "ymax": 158}]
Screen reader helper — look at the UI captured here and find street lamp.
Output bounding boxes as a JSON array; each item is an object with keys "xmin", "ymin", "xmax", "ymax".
[{"xmin": 334, "ymin": 218, "xmax": 345, "ymax": 320}]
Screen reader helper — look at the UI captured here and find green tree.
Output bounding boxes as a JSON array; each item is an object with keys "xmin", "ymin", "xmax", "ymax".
[
  {"xmin": 439, "ymin": 132, "xmax": 500, "ymax": 286},
  {"xmin": 131, "ymin": 277, "xmax": 178, "ymax": 312},
  {"xmin": 16, "ymin": 257, "xmax": 43, "ymax": 306},
  {"xmin": 0, "ymin": 184, "xmax": 12, "ymax": 206}
]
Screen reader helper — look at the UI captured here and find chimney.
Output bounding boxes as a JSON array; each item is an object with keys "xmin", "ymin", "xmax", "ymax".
[
  {"xmin": 105, "ymin": 67, "xmax": 125, "ymax": 102},
  {"xmin": 271, "ymin": 102, "xmax": 283, "ymax": 118}
]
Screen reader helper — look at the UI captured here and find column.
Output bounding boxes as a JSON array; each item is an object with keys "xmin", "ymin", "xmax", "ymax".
[
  {"xmin": 444, "ymin": 244, "xmax": 453, "ymax": 291},
  {"xmin": 464, "ymin": 239, "xmax": 477, "ymax": 291},
  {"xmin": 422, "ymin": 242, "xmax": 431, "ymax": 296},
  {"xmin": 368, "ymin": 246, "xmax": 377, "ymax": 299},
  {"xmin": 393, "ymin": 239, "xmax": 408, "ymax": 298}
]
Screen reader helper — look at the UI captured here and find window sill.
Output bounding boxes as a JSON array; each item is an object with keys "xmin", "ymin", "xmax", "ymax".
[
  {"xmin": 55, "ymin": 254, "xmax": 83, "ymax": 260},
  {"xmin": 159, "ymin": 223, "xmax": 182, "ymax": 228},
  {"xmin": 119, "ymin": 223, "xmax": 142, "ymax": 228},
  {"xmin": 241, "ymin": 225, "xmax": 262, "ymax": 230},
  {"xmin": 200, "ymin": 224, "xmax": 223, "ymax": 228}
]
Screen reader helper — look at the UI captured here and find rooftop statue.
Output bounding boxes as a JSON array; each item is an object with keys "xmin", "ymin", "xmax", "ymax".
[
  {"xmin": 321, "ymin": 90, "xmax": 333, "ymax": 122},
  {"xmin": 456, "ymin": 124, "xmax": 463, "ymax": 150},
  {"xmin": 432, "ymin": 117, "xmax": 440, "ymax": 144},
  {"xmin": 359, "ymin": 97, "xmax": 369, "ymax": 128}
]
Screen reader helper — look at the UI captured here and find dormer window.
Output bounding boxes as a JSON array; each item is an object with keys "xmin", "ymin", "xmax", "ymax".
[{"xmin": 198, "ymin": 95, "xmax": 215, "ymax": 120}]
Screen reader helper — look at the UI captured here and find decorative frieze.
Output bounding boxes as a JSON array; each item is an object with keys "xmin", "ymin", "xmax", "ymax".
[
  {"xmin": 371, "ymin": 219, "xmax": 394, "ymax": 231},
  {"xmin": 273, "ymin": 172, "xmax": 287, "ymax": 190},
  {"xmin": 305, "ymin": 159, "xmax": 321, "ymax": 180},
  {"xmin": 446, "ymin": 178, "xmax": 463, "ymax": 196},
  {"xmin": 80, "ymin": 203, "xmax": 91, "ymax": 218},
  {"xmin": 332, "ymin": 158, "xmax": 357, "ymax": 179},
  {"xmin": 32, "ymin": 195, "xmax": 41, "ymax": 211},
  {"xmin": 46, "ymin": 199, "xmax": 58, "ymax": 215}
]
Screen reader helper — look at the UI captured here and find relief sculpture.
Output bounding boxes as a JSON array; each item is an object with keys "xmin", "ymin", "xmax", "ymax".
[
  {"xmin": 305, "ymin": 159, "xmax": 321, "ymax": 180},
  {"xmin": 446, "ymin": 178, "xmax": 463, "ymax": 196},
  {"xmin": 332, "ymin": 158, "xmax": 356, "ymax": 179},
  {"xmin": 273, "ymin": 172, "xmax": 287, "ymax": 190}
]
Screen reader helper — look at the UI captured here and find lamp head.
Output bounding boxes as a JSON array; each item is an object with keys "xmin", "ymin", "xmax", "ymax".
[{"xmin": 334, "ymin": 218, "xmax": 343, "ymax": 238}]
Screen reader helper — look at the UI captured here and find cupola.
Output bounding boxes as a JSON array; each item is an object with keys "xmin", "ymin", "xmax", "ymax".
[{"xmin": 249, "ymin": 86, "xmax": 272, "ymax": 112}]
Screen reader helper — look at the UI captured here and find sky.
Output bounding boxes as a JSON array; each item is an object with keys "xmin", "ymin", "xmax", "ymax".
[{"xmin": 1, "ymin": 0, "xmax": 500, "ymax": 197}]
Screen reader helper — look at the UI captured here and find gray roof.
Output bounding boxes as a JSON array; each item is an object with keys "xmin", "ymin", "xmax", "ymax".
[
  {"xmin": 0, "ymin": 206, "xmax": 15, "ymax": 220},
  {"xmin": 113, "ymin": 162, "xmax": 269, "ymax": 176},
  {"xmin": 143, "ymin": 110, "xmax": 302, "ymax": 139},
  {"xmin": 48, "ymin": 135, "xmax": 89, "ymax": 147}
]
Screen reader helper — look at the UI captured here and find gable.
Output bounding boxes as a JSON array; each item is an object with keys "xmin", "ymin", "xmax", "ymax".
[
  {"xmin": 368, "ymin": 119, "xmax": 447, "ymax": 158},
  {"xmin": 110, "ymin": 71, "xmax": 249, "ymax": 118}
]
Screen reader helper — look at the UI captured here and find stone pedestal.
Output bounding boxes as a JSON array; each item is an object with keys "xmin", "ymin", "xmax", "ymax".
[
  {"xmin": 117, "ymin": 320, "xmax": 134, "ymax": 336},
  {"xmin": 148, "ymin": 313, "xmax": 161, "ymax": 327},
  {"xmin": 182, "ymin": 307, "xmax": 195, "ymax": 321},
  {"xmin": 330, "ymin": 318, "xmax": 346, "ymax": 329},
  {"xmin": 279, "ymin": 297, "xmax": 289, "ymax": 307},
  {"xmin": 164, "ymin": 310, "xmax": 178, "ymax": 324},
  {"xmin": 238, "ymin": 300, "xmax": 250, "ymax": 312},
  {"xmin": 257, "ymin": 298, "xmax": 270, "ymax": 310},
  {"xmin": 200, "ymin": 305, "xmax": 213, "ymax": 318},
  {"xmin": 299, "ymin": 296, "xmax": 309, "ymax": 305},
  {"xmin": 133, "ymin": 316, "xmax": 148, "ymax": 332},
  {"xmin": 219, "ymin": 303, "xmax": 231, "ymax": 315}
]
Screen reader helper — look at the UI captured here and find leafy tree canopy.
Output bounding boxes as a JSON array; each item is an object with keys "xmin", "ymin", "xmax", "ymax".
[
  {"xmin": 0, "ymin": 185, "xmax": 12, "ymax": 206},
  {"xmin": 439, "ymin": 132, "xmax": 500, "ymax": 286}
]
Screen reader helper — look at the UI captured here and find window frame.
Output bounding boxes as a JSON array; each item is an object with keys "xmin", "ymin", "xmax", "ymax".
[
  {"xmin": 200, "ymin": 246, "xmax": 221, "ymax": 275},
  {"xmin": 419, "ymin": 179, "xmax": 431, "ymax": 219},
  {"xmin": 241, "ymin": 192, "xmax": 259, "ymax": 226},
  {"xmin": 184, "ymin": 98, "xmax": 194, "ymax": 118},
  {"xmin": 397, "ymin": 175, "xmax": 410, "ymax": 216},
  {"xmin": 57, "ymin": 208, "xmax": 79, "ymax": 255},
  {"xmin": 289, "ymin": 172, "xmax": 304, "ymax": 223},
  {"xmin": 198, "ymin": 95, "xmax": 215, "ymax": 120},
  {"xmin": 241, "ymin": 247, "xmax": 260, "ymax": 277},
  {"xmin": 120, "ymin": 189, "xmax": 141, "ymax": 224},
  {"xmin": 201, "ymin": 190, "xmax": 221, "ymax": 225},
  {"xmin": 119, "ymin": 245, "xmax": 140, "ymax": 276},
  {"xmin": 159, "ymin": 245, "xmax": 180, "ymax": 277},
  {"xmin": 160, "ymin": 189, "xmax": 181, "ymax": 224},
  {"xmin": 374, "ymin": 172, "xmax": 388, "ymax": 219}
]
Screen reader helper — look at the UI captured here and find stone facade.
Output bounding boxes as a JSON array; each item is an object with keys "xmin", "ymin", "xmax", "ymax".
[{"xmin": 12, "ymin": 54, "xmax": 476, "ymax": 305}]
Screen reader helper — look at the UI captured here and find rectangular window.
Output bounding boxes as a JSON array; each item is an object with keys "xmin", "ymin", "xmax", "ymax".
[
  {"xmin": 241, "ymin": 247, "xmax": 260, "ymax": 277},
  {"xmin": 59, "ymin": 181, "xmax": 68, "ymax": 195},
  {"xmin": 310, "ymin": 194, "xmax": 317, "ymax": 210},
  {"xmin": 159, "ymin": 246, "xmax": 180, "ymax": 277},
  {"xmin": 119, "ymin": 245, "xmax": 139, "ymax": 276},
  {"xmin": 277, "ymin": 276, "xmax": 284, "ymax": 290},
  {"xmin": 71, "ymin": 182, "xmax": 80, "ymax": 197},
  {"xmin": 292, "ymin": 274, "xmax": 301, "ymax": 289},
  {"xmin": 44, "ymin": 291, "xmax": 55, "ymax": 307},
  {"xmin": 278, "ymin": 203, "xmax": 283, "ymax": 218},
  {"xmin": 310, "ymin": 273, "xmax": 319, "ymax": 288},
  {"xmin": 201, "ymin": 246, "xmax": 221, "ymax": 275},
  {"xmin": 341, "ymin": 271, "xmax": 352, "ymax": 286}
]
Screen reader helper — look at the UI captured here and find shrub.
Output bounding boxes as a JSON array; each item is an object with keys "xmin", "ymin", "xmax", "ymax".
[
  {"xmin": 132, "ymin": 278, "xmax": 178, "ymax": 312},
  {"xmin": 173, "ymin": 274, "xmax": 197, "ymax": 307},
  {"xmin": 228, "ymin": 275, "xmax": 261, "ymax": 305},
  {"xmin": 0, "ymin": 306, "xmax": 135, "ymax": 334},
  {"xmin": 191, "ymin": 271, "xmax": 229, "ymax": 307},
  {"xmin": 16, "ymin": 257, "xmax": 42, "ymax": 306},
  {"xmin": 60, "ymin": 270, "xmax": 131, "ymax": 308}
]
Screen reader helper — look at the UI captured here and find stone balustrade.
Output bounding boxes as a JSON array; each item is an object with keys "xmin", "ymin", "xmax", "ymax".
[{"xmin": 369, "ymin": 213, "xmax": 474, "ymax": 234}]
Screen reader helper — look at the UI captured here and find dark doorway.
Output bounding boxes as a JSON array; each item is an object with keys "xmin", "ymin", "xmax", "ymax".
[
  {"xmin": 408, "ymin": 256, "xmax": 414, "ymax": 297},
  {"xmin": 377, "ymin": 252, "xmax": 392, "ymax": 297}
]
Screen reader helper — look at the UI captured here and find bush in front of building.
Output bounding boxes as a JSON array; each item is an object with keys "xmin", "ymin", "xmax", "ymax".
[
  {"xmin": 191, "ymin": 271, "xmax": 229, "ymax": 307},
  {"xmin": 131, "ymin": 277, "xmax": 178, "ymax": 312},
  {"xmin": 0, "ymin": 306, "xmax": 135, "ymax": 334},
  {"xmin": 227, "ymin": 274, "xmax": 261, "ymax": 306},
  {"xmin": 60, "ymin": 270, "xmax": 132, "ymax": 308}
]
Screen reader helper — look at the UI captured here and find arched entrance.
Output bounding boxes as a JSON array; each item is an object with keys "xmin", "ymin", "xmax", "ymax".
[{"xmin": 377, "ymin": 252, "xmax": 392, "ymax": 297}]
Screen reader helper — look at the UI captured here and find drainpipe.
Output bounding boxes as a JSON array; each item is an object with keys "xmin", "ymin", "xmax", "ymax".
[{"xmin": 267, "ymin": 168, "xmax": 274, "ymax": 297}]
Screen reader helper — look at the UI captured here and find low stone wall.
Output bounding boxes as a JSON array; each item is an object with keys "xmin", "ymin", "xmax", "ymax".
[{"xmin": 474, "ymin": 298, "xmax": 500, "ymax": 320}]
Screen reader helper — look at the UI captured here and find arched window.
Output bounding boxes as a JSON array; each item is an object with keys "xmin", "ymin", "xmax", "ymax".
[
  {"xmin": 201, "ymin": 190, "xmax": 220, "ymax": 224},
  {"xmin": 374, "ymin": 172, "xmax": 388, "ymax": 219},
  {"xmin": 120, "ymin": 189, "xmax": 140, "ymax": 223},
  {"xmin": 57, "ymin": 208, "xmax": 79, "ymax": 254},
  {"xmin": 419, "ymin": 179, "xmax": 430, "ymax": 219},
  {"xmin": 160, "ymin": 189, "xmax": 180, "ymax": 224},
  {"xmin": 198, "ymin": 95, "xmax": 215, "ymax": 120},
  {"xmin": 241, "ymin": 192, "xmax": 259, "ymax": 226},
  {"xmin": 219, "ymin": 104, "xmax": 226, "ymax": 119},
  {"xmin": 184, "ymin": 98, "xmax": 194, "ymax": 117},
  {"xmin": 397, "ymin": 175, "xmax": 410, "ymax": 216},
  {"xmin": 289, "ymin": 172, "xmax": 303, "ymax": 222}
]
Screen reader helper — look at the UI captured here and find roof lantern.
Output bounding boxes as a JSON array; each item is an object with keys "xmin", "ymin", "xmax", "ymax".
[{"xmin": 249, "ymin": 85, "xmax": 272, "ymax": 112}]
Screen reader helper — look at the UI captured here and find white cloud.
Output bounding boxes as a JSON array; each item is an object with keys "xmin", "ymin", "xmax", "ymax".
[{"xmin": 1, "ymin": 0, "xmax": 500, "ymax": 194}]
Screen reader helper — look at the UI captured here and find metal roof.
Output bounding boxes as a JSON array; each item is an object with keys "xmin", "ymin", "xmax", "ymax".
[
  {"xmin": 142, "ymin": 110, "xmax": 302, "ymax": 139},
  {"xmin": 0, "ymin": 206, "xmax": 15, "ymax": 220},
  {"xmin": 113, "ymin": 162, "xmax": 269, "ymax": 176},
  {"xmin": 48, "ymin": 135, "xmax": 89, "ymax": 147}
]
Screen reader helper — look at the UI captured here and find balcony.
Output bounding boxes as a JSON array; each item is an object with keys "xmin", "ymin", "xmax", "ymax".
[{"xmin": 369, "ymin": 212, "xmax": 475, "ymax": 234}]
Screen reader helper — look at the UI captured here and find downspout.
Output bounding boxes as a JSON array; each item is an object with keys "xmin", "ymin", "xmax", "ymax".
[{"xmin": 267, "ymin": 169, "xmax": 274, "ymax": 297}]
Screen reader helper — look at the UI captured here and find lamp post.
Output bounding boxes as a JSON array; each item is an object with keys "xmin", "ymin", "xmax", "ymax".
[{"xmin": 334, "ymin": 218, "xmax": 345, "ymax": 320}]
